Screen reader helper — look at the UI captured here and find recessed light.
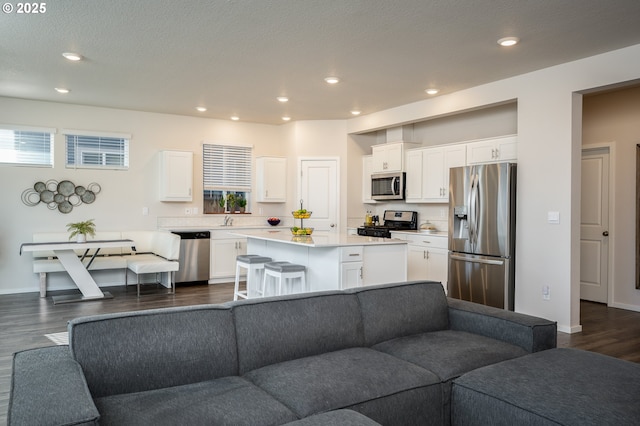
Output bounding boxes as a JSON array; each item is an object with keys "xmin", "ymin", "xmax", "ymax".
[
  {"xmin": 196, "ymin": 107, "xmax": 207, "ymax": 112},
  {"xmin": 324, "ymin": 76, "xmax": 340, "ymax": 84},
  {"xmin": 497, "ymin": 37, "xmax": 519, "ymax": 47},
  {"xmin": 277, "ymin": 96, "xmax": 289, "ymax": 103},
  {"xmin": 351, "ymin": 110, "xmax": 361, "ymax": 116},
  {"xmin": 282, "ymin": 116, "xmax": 291, "ymax": 121},
  {"xmin": 425, "ymin": 88, "xmax": 439, "ymax": 95},
  {"xmin": 62, "ymin": 52, "xmax": 83, "ymax": 61},
  {"xmin": 230, "ymin": 116, "xmax": 239, "ymax": 121},
  {"xmin": 54, "ymin": 87, "xmax": 70, "ymax": 94}
]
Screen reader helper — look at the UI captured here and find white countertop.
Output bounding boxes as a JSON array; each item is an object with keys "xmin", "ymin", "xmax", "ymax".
[{"xmin": 232, "ymin": 230, "xmax": 408, "ymax": 248}]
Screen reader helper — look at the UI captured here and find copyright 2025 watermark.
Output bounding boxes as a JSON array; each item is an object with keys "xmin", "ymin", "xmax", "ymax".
[{"xmin": 3, "ymin": 3, "xmax": 47, "ymax": 14}]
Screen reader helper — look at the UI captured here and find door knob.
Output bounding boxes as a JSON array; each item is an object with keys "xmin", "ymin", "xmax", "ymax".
[
  {"xmin": 330, "ymin": 223, "xmax": 335, "ymax": 228},
  {"xmin": 603, "ymin": 231, "xmax": 609, "ymax": 236}
]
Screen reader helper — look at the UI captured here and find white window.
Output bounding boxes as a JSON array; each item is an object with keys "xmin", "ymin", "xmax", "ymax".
[
  {"xmin": 64, "ymin": 129, "xmax": 130, "ymax": 169},
  {"xmin": 0, "ymin": 124, "xmax": 55, "ymax": 167},
  {"xmin": 203, "ymin": 143, "xmax": 252, "ymax": 213}
]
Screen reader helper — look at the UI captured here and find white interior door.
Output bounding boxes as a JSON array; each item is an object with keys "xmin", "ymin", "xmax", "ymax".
[
  {"xmin": 299, "ymin": 159, "xmax": 338, "ymax": 233},
  {"xmin": 580, "ymin": 148, "xmax": 610, "ymax": 303}
]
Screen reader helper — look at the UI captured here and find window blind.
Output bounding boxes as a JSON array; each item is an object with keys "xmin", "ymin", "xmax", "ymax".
[
  {"xmin": 203, "ymin": 143, "xmax": 252, "ymax": 191},
  {"xmin": 0, "ymin": 126, "xmax": 54, "ymax": 167},
  {"xmin": 65, "ymin": 133, "xmax": 129, "ymax": 169}
]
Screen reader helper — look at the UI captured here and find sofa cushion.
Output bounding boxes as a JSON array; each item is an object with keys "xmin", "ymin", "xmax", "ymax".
[
  {"xmin": 452, "ymin": 348, "xmax": 640, "ymax": 426},
  {"xmin": 373, "ymin": 330, "xmax": 528, "ymax": 382},
  {"xmin": 373, "ymin": 329, "xmax": 528, "ymax": 425},
  {"xmin": 9, "ymin": 346, "xmax": 100, "ymax": 426},
  {"xmin": 232, "ymin": 291, "xmax": 364, "ymax": 374},
  {"xmin": 69, "ymin": 305, "xmax": 237, "ymax": 397},
  {"xmin": 282, "ymin": 409, "xmax": 382, "ymax": 425},
  {"xmin": 351, "ymin": 281, "xmax": 449, "ymax": 347},
  {"xmin": 94, "ymin": 376, "xmax": 298, "ymax": 426},
  {"xmin": 244, "ymin": 347, "xmax": 442, "ymax": 425}
]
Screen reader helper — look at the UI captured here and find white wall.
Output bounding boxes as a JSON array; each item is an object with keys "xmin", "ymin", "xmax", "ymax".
[
  {"xmin": 583, "ymin": 85, "xmax": 640, "ymax": 311},
  {"xmin": 0, "ymin": 99, "xmax": 290, "ymax": 294},
  {"xmin": 347, "ymin": 43, "xmax": 640, "ymax": 332}
]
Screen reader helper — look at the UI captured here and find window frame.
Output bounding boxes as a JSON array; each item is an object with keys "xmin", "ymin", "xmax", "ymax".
[
  {"xmin": 63, "ymin": 129, "xmax": 131, "ymax": 170},
  {"xmin": 0, "ymin": 124, "xmax": 55, "ymax": 167}
]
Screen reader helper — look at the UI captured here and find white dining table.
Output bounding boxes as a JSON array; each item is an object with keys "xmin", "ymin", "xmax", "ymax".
[{"xmin": 20, "ymin": 239, "xmax": 135, "ymax": 304}]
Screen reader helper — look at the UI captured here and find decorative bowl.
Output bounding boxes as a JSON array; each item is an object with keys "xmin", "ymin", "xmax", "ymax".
[
  {"xmin": 290, "ymin": 227, "xmax": 314, "ymax": 235},
  {"xmin": 267, "ymin": 218, "xmax": 281, "ymax": 226}
]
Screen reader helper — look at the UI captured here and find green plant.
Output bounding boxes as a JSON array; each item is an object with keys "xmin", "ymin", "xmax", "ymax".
[
  {"xmin": 226, "ymin": 193, "xmax": 236, "ymax": 211},
  {"xmin": 237, "ymin": 196, "xmax": 247, "ymax": 208},
  {"xmin": 218, "ymin": 197, "xmax": 226, "ymax": 209},
  {"xmin": 66, "ymin": 219, "xmax": 96, "ymax": 240}
]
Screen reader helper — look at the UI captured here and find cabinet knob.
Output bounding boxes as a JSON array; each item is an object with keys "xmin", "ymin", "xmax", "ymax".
[{"xmin": 603, "ymin": 231, "xmax": 609, "ymax": 236}]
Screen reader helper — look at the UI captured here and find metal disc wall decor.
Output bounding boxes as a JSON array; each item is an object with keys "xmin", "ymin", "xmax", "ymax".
[{"xmin": 22, "ymin": 180, "xmax": 101, "ymax": 214}]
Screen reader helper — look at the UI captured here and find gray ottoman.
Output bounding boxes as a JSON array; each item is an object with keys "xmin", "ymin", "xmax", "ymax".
[
  {"xmin": 283, "ymin": 409, "xmax": 382, "ymax": 425},
  {"xmin": 452, "ymin": 348, "xmax": 640, "ymax": 425}
]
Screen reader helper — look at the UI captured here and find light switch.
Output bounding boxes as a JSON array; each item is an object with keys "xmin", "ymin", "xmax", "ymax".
[
  {"xmin": 547, "ymin": 211, "xmax": 560, "ymax": 224},
  {"xmin": 142, "ymin": 207, "xmax": 149, "ymax": 216}
]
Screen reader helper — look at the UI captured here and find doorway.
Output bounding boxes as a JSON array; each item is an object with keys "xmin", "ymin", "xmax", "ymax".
[
  {"xmin": 298, "ymin": 158, "xmax": 339, "ymax": 233},
  {"xmin": 580, "ymin": 147, "xmax": 611, "ymax": 303}
]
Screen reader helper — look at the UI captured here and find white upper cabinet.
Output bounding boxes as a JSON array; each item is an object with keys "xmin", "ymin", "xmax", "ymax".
[
  {"xmin": 405, "ymin": 144, "xmax": 466, "ymax": 203},
  {"xmin": 362, "ymin": 155, "xmax": 378, "ymax": 204},
  {"xmin": 371, "ymin": 142, "xmax": 413, "ymax": 173},
  {"xmin": 159, "ymin": 150, "xmax": 193, "ymax": 202},
  {"xmin": 256, "ymin": 157, "xmax": 287, "ymax": 202},
  {"xmin": 466, "ymin": 135, "xmax": 517, "ymax": 164}
]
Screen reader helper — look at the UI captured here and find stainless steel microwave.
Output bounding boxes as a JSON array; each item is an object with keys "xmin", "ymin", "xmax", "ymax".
[{"xmin": 371, "ymin": 172, "xmax": 405, "ymax": 200}]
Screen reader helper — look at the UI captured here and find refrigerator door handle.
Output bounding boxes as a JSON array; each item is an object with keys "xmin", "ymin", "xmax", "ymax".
[{"xmin": 450, "ymin": 254, "xmax": 504, "ymax": 266}]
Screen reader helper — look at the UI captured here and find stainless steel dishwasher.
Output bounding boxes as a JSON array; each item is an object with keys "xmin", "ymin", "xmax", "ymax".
[{"xmin": 171, "ymin": 231, "xmax": 210, "ymax": 284}]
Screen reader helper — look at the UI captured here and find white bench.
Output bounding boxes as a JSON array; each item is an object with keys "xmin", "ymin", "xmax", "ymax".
[
  {"xmin": 31, "ymin": 231, "xmax": 180, "ymax": 297},
  {"xmin": 122, "ymin": 231, "xmax": 180, "ymax": 296}
]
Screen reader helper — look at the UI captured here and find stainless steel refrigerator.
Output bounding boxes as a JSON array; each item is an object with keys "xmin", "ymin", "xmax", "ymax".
[{"xmin": 448, "ymin": 163, "xmax": 516, "ymax": 310}]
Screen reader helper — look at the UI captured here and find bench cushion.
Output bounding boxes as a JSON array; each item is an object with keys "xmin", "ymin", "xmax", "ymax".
[
  {"xmin": 244, "ymin": 347, "xmax": 442, "ymax": 425},
  {"xmin": 94, "ymin": 376, "xmax": 297, "ymax": 426},
  {"xmin": 452, "ymin": 348, "xmax": 640, "ymax": 426},
  {"xmin": 126, "ymin": 255, "xmax": 179, "ymax": 274},
  {"xmin": 34, "ymin": 256, "xmax": 127, "ymax": 273}
]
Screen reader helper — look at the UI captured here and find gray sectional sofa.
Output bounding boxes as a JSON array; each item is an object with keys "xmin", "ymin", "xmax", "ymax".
[{"xmin": 9, "ymin": 281, "xmax": 557, "ymax": 425}]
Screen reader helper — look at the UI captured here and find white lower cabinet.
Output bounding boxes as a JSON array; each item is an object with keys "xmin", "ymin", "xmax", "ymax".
[
  {"xmin": 210, "ymin": 233, "xmax": 247, "ymax": 281},
  {"xmin": 405, "ymin": 234, "xmax": 448, "ymax": 293},
  {"xmin": 340, "ymin": 246, "xmax": 363, "ymax": 289}
]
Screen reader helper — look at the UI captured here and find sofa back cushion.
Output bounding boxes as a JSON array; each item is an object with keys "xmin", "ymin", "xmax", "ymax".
[
  {"xmin": 69, "ymin": 305, "xmax": 237, "ymax": 398},
  {"xmin": 233, "ymin": 292, "xmax": 364, "ymax": 374},
  {"xmin": 352, "ymin": 281, "xmax": 450, "ymax": 347}
]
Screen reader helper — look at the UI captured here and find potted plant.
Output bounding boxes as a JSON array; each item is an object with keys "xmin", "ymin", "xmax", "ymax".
[
  {"xmin": 237, "ymin": 196, "xmax": 247, "ymax": 213},
  {"xmin": 226, "ymin": 193, "xmax": 236, "ymax": 213},
  {"xmin": 217, "ymin": 196, "xmax": 226, "ymax": 213},
  {"xmin": 67, "ymin": 219, "xmax": 96, "ymax": 243}
]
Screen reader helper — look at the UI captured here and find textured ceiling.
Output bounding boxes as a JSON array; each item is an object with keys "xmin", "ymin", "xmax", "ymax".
[{"xmin": 2, "ymin": 0, "xmax": 640, "ymax": 124}]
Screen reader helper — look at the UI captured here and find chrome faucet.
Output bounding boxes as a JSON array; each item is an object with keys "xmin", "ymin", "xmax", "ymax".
[{"xmin": 223, "ymin": 215, "xmax": 233, "ymax": 226}]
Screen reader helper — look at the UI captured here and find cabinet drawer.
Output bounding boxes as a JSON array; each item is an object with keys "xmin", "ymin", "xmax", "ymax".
[
  {"xmin": 340, "ymin": 246, "xmax": 363, "ymax": 262},
  {"xmin": 405, "ymin": 234, "xmax": 448, "ymax": 249}
]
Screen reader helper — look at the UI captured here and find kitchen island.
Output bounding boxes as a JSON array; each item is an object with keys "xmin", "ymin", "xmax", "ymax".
[{"xmin": 232, "ymin": 230, "xmax": 408, "ymax": 295}]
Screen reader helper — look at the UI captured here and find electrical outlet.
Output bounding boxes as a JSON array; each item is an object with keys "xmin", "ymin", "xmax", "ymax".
[
  {"xmin": 542, "ymin": 285, "xmax": 550, "ymax": 301},
  {"xmin": 440, "ymin": 209, "xmax": 446, "ymax": 218},
  {"xmin": 185, "ymin": 208, "xmax": 192, "ymax": 215},
  {"xmin": 142, "ymin": 207, "xmax": 149, "ymax": 216},
  {"xmin": 192, "ymin": 207, "xmax": 198, "ymax": 215}
]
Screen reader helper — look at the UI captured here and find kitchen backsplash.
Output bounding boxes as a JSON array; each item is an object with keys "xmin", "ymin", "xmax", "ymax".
[{"xmin": 158, "ymin": 215, "xmax": 293, "ymax": 229}]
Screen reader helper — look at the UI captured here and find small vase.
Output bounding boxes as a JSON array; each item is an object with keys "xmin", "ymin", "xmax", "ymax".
[
  {"xmin": 76, "ymin": 234, "xmax": 86, "ymax": 243},
  {"xmin": 239, "ymin": 207, "xmax": 246, "ymax": 213}
]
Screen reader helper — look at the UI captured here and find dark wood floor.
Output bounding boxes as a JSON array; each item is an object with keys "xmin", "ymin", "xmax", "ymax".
[{"xmin": 1, "ymin": 283, "xmax": 639, "ymax": 424}]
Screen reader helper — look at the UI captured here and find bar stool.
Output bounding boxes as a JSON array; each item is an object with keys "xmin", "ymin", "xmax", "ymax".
[
  {"xmin": 263, "ymin": 261, "xmax": 307, "ymax": 296},
  {"xmin": 234, "ymin": 255, "xmax": 272, "ymax": 300}
]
